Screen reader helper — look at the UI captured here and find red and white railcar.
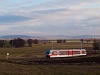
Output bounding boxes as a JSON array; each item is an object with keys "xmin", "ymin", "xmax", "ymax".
[{"xmin": 46, "ymin": 49, "xmax": 87, "ymax": 58}]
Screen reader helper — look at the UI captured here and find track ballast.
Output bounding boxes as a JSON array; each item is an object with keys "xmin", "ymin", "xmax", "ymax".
[{"xmin": 7, "ymin": 56, "xmax": 100, "ymax": 65}]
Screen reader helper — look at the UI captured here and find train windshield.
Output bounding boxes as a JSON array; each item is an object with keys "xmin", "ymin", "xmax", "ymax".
[{"xmin": 46, "ymin": 50, "xmax": 50, "ymax": 55}]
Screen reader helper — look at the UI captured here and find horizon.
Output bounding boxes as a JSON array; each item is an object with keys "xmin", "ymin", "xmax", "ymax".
[
  {"xmin": 0, "ymin": 0, "xmax": 100, "ymax": 36},
  {"xmin": 0, "ymin": 34, "xmax": 100, "ymax": 39}
]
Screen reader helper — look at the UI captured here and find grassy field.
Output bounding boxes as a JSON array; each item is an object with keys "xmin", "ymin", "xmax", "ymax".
[
  {"xmin": 0, "ymin": 62, "xmax": 100, "ymax": 75},
  {"xmin": 0, "ymin": 42, "xmax": 100, "ymax": 75}
]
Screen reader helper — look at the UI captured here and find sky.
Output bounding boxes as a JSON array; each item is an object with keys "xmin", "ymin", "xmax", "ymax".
[{"xmin": 0, "ymin": 0, "xmax": 100, "ymax": 36}]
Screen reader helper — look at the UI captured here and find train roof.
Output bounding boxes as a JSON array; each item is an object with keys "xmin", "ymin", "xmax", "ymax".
[{"xmin": 46, "ymin": 49, "xmax": 86, "ymax": 51}]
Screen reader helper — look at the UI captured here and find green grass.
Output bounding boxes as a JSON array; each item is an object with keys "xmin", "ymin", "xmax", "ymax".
[{"xmin": 0, "ymin": 42, "xmax": 100, "ymax": 75}]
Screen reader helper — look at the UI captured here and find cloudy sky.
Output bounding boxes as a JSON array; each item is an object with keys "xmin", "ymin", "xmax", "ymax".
[{"xmin": 0, "ymin": 0, "xmax": 100, "ymax": 36}]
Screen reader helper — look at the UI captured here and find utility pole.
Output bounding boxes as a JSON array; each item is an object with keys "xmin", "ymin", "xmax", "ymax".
[
  {"xmin": 80, "ymin": 39, "xmax": 83, "ymax": 50},
  {"xmin": 99, "ymin": 40, "xmax": 100, "ymax": 54},
  {"xmin": 52, "ymin": 42, "xmax": 53, "ymax": 50},
  {"xmin": 81, "ymin": 41, "xmax": 82, "ymax": 49}
]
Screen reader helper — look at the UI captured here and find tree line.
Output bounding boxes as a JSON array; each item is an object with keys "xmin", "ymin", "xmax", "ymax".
[
  {"xmin": 0, "ymin": 39, "xmax": 66, "ymax": 48},
  {"xmin": 0, "ymin": 38, "xmax": 100, "ymax": 50},
  {"xmin": 0, "ymin": 38, "xmax": 38, "ymax": 48},
  {"xmin": 80, "ymin": 39, "xmax": 100, "ymax": 50}
]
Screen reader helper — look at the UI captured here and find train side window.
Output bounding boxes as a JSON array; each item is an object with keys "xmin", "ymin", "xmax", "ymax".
[
  {"xmin": 59, "ymin": 51, "xmax": 68, "ymax": 55},
  {"xmin": 73, "ymin": 51, "xmax": 80, "ymax": 54}
]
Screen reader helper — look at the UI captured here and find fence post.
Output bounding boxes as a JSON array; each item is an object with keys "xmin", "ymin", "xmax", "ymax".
[{"xmin": 7, "ymin": 53, "xmax": 9, "ymax": 59}]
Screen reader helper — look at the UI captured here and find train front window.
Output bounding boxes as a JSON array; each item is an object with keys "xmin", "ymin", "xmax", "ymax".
[{"xmin": 46, "ymin": 50, "xmax": 50, "ymax": 55}]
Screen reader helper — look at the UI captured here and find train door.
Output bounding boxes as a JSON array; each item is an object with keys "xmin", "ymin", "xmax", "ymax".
[{"xmin": 68, "ymin": 50, "xmax": 73, "ymax": 57}]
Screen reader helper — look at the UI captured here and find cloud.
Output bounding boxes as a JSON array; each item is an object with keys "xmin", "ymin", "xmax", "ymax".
[
  {"xmin": 0, "ymin": 14, "xmax": 31, "ymax": 23},
  {"xmin": 0, "ymin": 0, "xmax": 100, "ymax": 36}
]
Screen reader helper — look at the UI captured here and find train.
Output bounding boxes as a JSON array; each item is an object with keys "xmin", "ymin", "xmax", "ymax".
[{"xmin": 46, "ymin": 49, "xmax": 87, "ymax": 58}]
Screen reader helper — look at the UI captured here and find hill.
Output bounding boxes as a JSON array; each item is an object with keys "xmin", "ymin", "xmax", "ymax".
[
  {"xmin": 0, "ymin": 35, "xmax": 32, "ymax": 39},
  {"xmin": 0, "ymin": 35, "xmax": 100, "ymax": 39}
]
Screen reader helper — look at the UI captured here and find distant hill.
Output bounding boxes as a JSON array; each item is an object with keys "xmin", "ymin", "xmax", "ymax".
[
  {"xmin": 44, "ymin": 35, "xmax": 100, "ymax": 39},
  {"xmin": 0, "ymin": 35, "xmax": 100, "ymax": 39},
  {"xmin": 0, "ymin": 35, "xmax": 32, "ymax": 39},
  {"xmin": 72, "ymin": 35, "xmax": 100, "ymax": 39}
]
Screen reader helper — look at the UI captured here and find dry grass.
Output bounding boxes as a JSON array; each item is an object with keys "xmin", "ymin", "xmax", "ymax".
[
  {"xmin": 0, "ymin": 42, "xmax": 100, "ymax": 75},
  {"xmin": 0, "ymin": 61, "xmax": 100, "ymax": 75}
]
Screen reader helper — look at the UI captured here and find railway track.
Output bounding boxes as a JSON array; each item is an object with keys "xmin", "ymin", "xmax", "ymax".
[{"xmin": 7, "ymin": 56, "xmax": 100, "ymax": 65}]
